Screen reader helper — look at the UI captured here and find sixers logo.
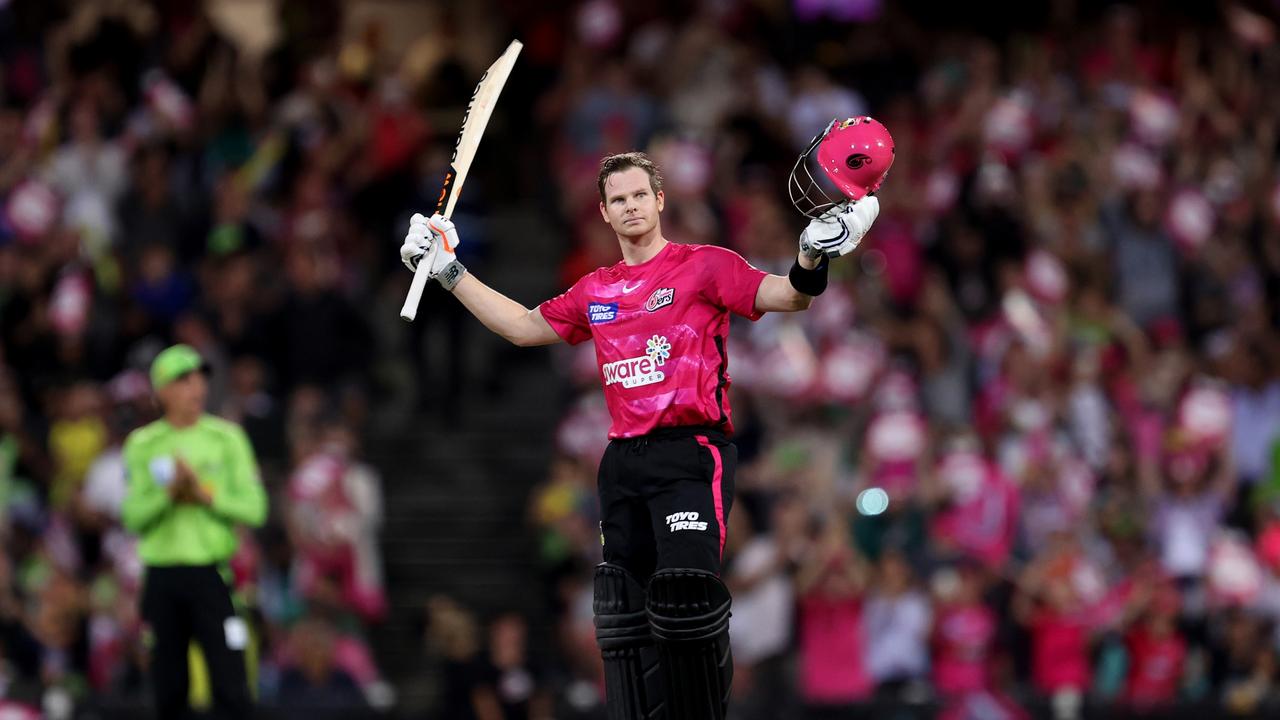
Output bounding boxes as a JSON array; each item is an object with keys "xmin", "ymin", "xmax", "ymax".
[
  {"xmin": 645, "ymin": 287, "xmax": 675, "ymax": 312},
  {"xmin": 846, "ymin": 153, "xmax": 872, "ymax": 169}
]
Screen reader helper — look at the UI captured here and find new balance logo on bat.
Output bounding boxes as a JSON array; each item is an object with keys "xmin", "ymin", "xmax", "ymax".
[{"xmin": 666, "ymin": 511, "xmax": 708, "ymax": 532}]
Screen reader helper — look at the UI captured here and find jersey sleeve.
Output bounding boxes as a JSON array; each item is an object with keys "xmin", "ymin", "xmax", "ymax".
[
  {"xmin": 210, "ymin": 424, "xmax": 269, "ymax": 528},
  {"xmin": 537, "ymin": 274, "xmax": 593, "ymax": 345},
  {"xmin": 699, "ymin": 246, "xmax": 768, "ymax": 320},
  {"xmin": 121, "ymin": 433, "xmax": 172, "ymax": 534}
]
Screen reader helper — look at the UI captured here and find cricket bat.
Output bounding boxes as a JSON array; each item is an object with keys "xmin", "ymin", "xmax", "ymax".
[{"xmin": 400, "ymin": 40, "xmax": 523, "ymax": 321}]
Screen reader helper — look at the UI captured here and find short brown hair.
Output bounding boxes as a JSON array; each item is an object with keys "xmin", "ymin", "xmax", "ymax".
[{"xmin": 597, "ymin": 152, "xmax": 664, "ymax": 202}]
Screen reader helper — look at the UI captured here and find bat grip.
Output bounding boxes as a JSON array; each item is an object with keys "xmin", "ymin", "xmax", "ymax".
[{"xmin": 400, "ymin": 262, "xmax": 431, "ymax": 321}]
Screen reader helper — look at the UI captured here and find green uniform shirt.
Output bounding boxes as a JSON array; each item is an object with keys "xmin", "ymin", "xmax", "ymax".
[{"xmin": 122, "ymin": 415, "xmax": 268, "ymax": 566}]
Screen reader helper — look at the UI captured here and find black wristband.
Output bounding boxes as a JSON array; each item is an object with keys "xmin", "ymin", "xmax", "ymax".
[{"xmin": 788, "ymin": 257, "xmax": 829, "ymax": 296}]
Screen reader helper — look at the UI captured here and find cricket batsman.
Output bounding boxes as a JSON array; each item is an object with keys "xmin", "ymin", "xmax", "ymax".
[{"xmin": 401, "ymin": 117, "xmax": 893, "ymax": 719}]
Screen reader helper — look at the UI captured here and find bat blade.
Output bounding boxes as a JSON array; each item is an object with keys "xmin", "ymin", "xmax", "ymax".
[{"xmin": 401, "ymin": 40, "xmax": 523, "ymax": 322}]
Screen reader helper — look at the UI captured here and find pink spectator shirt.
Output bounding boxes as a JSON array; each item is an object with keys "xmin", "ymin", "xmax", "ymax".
[
  {"xmin": 1030, "ymin": 610, "xmax": 1090, "ymax": 692},
  {"xmin": 1125, "ymin": 626, "xmax": 1186, "ymax": 706},
  {"xmin": 933, "ymin": 603, "xmax": 996, "ymax": 694},
  {"xmin": 539, "ymin": 242, "xmax": 767, "ymax": 438},
  {"xmin": 798, "ymin": 593, "xmax": 874, "ymax": 703},
  {"xmin": 931, "ymin": 465, "xmax": 1020, "ymax": 569}
]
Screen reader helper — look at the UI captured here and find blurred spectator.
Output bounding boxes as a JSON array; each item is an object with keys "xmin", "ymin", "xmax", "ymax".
[
  {"xmin": 1014, "ymin": 553, "xmax": 1093, "ymax": 720},
  {"xmin": 47, "ymin": 382, "xmax": 108, "ymax": 514},
  {"xmin": 285, "ymin": 414, "xmax": 386, "ymax": 622},
  {"xmin": 424, "ymin": 595, "xmax": 485, "ymax": 720},
  {"xmin": 276, "ymin": 615, "xmax": 367, "ymax": 719},
  {"xmin": 863, "ymin": 550, "xmax": 932, "ymax": 699},
  {"xmin": 931, "ymin": 563, "xmax": 996, "ymax": 699},
  {"xmin": 794, "ymin": 511, "xmax": 873, "ymax": 715},
  {"xmin": 725, "ymin": 507, "xmax": 794, "ymax": 718},
  {"xmin": 1141, "ymin": 439, "xmax": 1233, "ymax": 585},
  {"xmin": 471, "ymin": 613, "xmax": 552, "ymax": 720},
  {"xmin": 272, "ymin": 249, "xmax": 373, "ymax": 392},
  {"xmin": 1228, "ymin": 340, "xmax": 1280, "ymax": 486},
  {"xmin": 41, "ymin": 101, "xmax": 128, "ymax": 249},
  {"xmin": 1123, "ymin": 583, "xmax": 1186, "ymax": 709},
  {"xmin": 928, "ymin": 437, "xmax": 1019, "ymax": 570},
  {"xmin": 1103, "ymin": 191, "xmax": 1182, "ymax": 328}
]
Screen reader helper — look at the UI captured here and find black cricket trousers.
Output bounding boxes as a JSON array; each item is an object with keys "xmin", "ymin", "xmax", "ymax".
[
  {"xmin": 597, "ymin": 426, "xmax": 737, "ymax": 579},
  {"xmin": 141, "ymin": 564, "xmax": 252, "ymax": 719}
]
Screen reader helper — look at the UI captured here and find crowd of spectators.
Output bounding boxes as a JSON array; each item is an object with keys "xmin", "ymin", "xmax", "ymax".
[
  {"xmin": 4, "ymin": 1, "xmax": 1280, "ymax": 720},
  {"xmin": 519, "ymin": 1, "xmax": 1280, "ymax": 719},
  {"xmin": 0, "ymin": 2, "xmax": 414, "ymax": 716}
]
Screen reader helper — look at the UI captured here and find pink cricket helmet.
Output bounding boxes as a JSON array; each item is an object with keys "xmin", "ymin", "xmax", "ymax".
[{"xmin": 789, "ymin": 116, "xmax": 895, "ymax": 218}]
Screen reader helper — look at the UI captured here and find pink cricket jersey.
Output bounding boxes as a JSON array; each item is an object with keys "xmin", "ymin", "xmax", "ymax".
[{"xmin": 539, "ymin": 241, "xmax": 767, "ymax": 438}]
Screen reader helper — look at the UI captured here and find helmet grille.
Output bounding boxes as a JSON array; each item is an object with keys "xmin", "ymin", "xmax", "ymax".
[{"xmin": 788, "ymin": 145, "xmax": 843, "ymax": 219}]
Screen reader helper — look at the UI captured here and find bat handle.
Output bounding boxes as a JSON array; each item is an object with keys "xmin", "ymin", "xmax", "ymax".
[{"xmin": 400, "ymin": 262, "xmax": 432, "ymax": 321}]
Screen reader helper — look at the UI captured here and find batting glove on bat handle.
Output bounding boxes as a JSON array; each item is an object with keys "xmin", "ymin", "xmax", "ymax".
[
  {"xmin": 425, "ymin": 215, "xmax": 467, "ymax": 290},
  {"xmin": 400, "ymin": 213, "xmax": 464, "ymax": 274},
  {"xmin": 425, "ymin": 214, "xmax": 462, "ymax": 263},
  {"xmin": 400, "ymin": 212, "xmax": 465, "ymax": 321},
  {"xmin": 798, "ymin": 197, "xmax": 880, "ymax": 260},
  {"xmin": 400, "ymin": 213, "xmax": 434, "ymax": 273}
]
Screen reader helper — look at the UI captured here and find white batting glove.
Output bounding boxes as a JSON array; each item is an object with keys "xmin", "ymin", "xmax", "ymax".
[
  {"xmin": 400, "ymin": 214, "xmax": 432, "ymax": 272},
  {"xmin": 400, "ymin": 213, "xmax": 462, "ymax": 278},
  {"xmin": 798, "ymin": 197, "xmax": 880, "ymax": 260}
]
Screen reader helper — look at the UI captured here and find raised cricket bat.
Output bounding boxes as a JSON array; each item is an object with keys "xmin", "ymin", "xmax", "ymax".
[{"xmin": 400, "ymin": 40, "xmax": 523, "ymax": 321}]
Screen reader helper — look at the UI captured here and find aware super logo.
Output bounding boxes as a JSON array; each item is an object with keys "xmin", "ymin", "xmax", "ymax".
[{"xmin": 601, "ymin": 335, "xmax": 672, "ymax": 388}]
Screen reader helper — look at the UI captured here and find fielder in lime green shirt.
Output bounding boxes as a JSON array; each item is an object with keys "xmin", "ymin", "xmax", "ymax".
[
  {"xmin": 124, "ymin": 343, "xmax": 265, "ymax": 718},
  {"xmin": 122, "ymin": 348, "xmax": 268, "ymax": 563},
  {"xmin": 122, "ymin": 415, "xmax": 267, "ymax": 564}
]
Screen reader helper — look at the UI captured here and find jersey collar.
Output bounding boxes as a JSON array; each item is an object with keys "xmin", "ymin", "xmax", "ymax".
[{"xmin": 619, "ymin": 240, "xmax": 673, "ymax": 275}]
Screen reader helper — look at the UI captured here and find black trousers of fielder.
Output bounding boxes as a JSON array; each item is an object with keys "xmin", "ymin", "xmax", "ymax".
[
  {"xmin": 141, "ymin": 564, "xmax": 252, "ymax": 719},
  {"xmin": 593, "ymin": 427, "xmax": 736, "ymax": 720}
]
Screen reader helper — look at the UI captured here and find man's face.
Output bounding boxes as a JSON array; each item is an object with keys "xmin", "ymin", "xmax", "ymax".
[
  {"xmin": 159, "ymin": 371, "xmax": 208, "ymax": 418},
  {"xmin": 599, "ymin": 168, "xmax": 664, "ymax": 238}
]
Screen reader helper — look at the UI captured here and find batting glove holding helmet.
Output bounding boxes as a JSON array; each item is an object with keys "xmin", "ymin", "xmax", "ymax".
[{"xmin": 798, "ymin": 197, "xmax": 880, "ymax": 260}]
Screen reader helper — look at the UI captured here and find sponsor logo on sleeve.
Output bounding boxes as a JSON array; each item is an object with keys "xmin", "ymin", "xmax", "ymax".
[
  {"xmin": 645, "ymin": 287, "xmax": 675, "ymax": 312},
  {"xmin": 588, "ymin": 302, "xmax": 618, "ymax": 324},
  {"xmin": 149, "ymin": 456, "xmax": 176, "ymax": 487}
]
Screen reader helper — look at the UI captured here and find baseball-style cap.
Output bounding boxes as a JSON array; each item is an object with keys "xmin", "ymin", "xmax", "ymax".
[{"xmin": 150, "ymin": 344, "xmax": 208, "ymax": 389}]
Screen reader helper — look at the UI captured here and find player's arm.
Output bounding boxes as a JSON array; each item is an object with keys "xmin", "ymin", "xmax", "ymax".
[
  {"xmin": 754, "ymin": 253, "xmax": 821, "ymax": 313},
  {"xmin": 206, "ymin": 425, "xmax": 268, "ymax": 527},
  {"xmin": 121, "ymin": 436, "xmax": 173, "ymax": 534},
  {"xmin": 756, "ymin": 198, "xmax": 880, "ymax": 314},
  {"xmin": 400, "ymin": 213, "xmax": 562, "ymax": 347},
  {"xmin": 452, "ymin": 274, "xmax": 562, "ymax": 347}
]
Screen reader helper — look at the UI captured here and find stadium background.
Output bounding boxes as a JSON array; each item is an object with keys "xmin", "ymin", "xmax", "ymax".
[{"xmin": 1, "ymin": 0, "xmax": 1280, "ymax": 718}]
